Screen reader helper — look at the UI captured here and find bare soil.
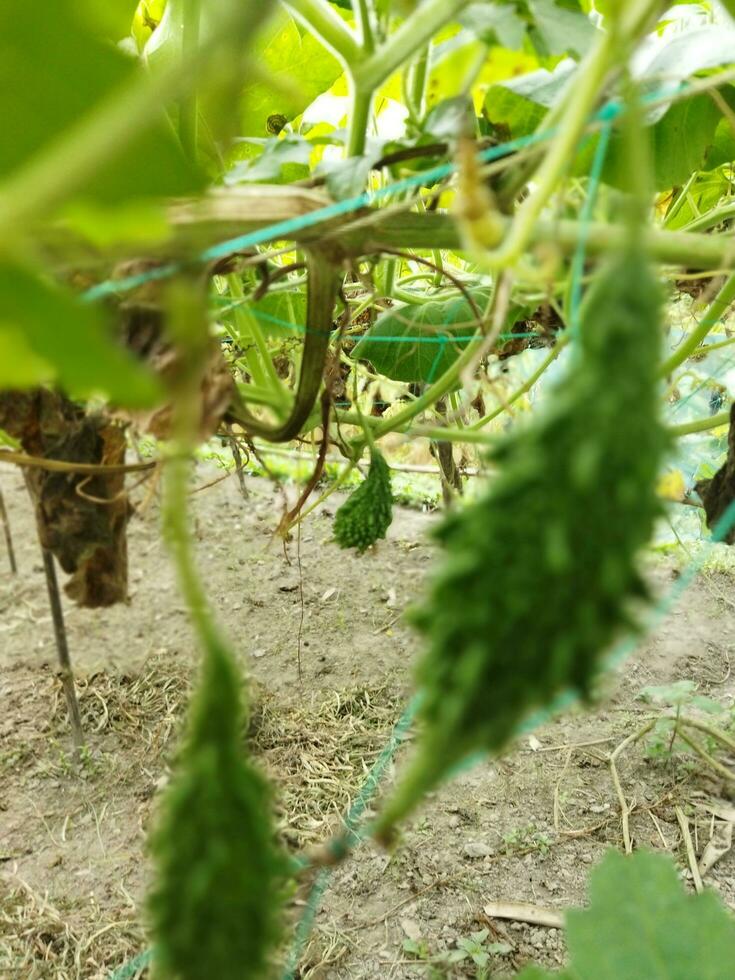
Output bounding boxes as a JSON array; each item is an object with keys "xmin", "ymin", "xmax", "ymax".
[{"xmin": 1, "ymin": 463, "xmax": 734, "ymax": 979}]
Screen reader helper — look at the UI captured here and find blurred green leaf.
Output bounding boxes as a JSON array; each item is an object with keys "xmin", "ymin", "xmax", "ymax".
[
  {"xmin": 0, "ymin": 1, "xmax": 203, "ymax": 205},
  {"xmin": 0, "ymin": 263, "xmax": 163, "ymax": 408},
  {"xmin": 239, "ymin": 10, "xmax": 344, "ymax": 137},
  {"xmin": 226, "ymin": 137, "xmax": 312, "ymax": 183},
  {"xmin": 72, "ymin": 0, "xmax": 139, "ymax": 39},
  {"xmin": 461, "ymin": 4, "xmax": 527, "ymax": 49},
  {"xmin": 527, "ymin": 0, "xmax": 596, "ymax": 59},
  {"xmin": 638, "ymin": 681, "xmax": 697, "ymax": 707},
  {"xmin": 566, "ymin": 850, "xmax": 735, "ymax": 979},
  {"xmin": 0, "ymin": 329, "xmax": 53, "ymax": 388},
  {"xmin": 517, "ymin": 850, "xmax": 735, "ymax": 978},
  {"xmin": 484, "ymin": 64, "xmax": 575, "ymax": 138}
]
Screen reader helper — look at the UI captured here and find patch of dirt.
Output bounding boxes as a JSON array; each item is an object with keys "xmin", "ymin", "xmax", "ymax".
[{"xmin": 1, "ymin": 463, "xmax": 734, "ymax": 979}]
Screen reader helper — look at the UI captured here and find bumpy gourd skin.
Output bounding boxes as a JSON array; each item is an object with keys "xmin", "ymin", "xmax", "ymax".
[
  {"xmin": 334, "ymin": 449, "xmax": 393, "ymax": 552},
  {"xmin": 149, "ymin": 640, "xmax": 287, "ymax": 979},
  {"xmin": 376, "ymin": 246, "xmax": 667, "ymax": 836}
]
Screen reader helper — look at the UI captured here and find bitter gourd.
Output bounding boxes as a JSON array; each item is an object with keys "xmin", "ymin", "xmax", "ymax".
[
  {"xmin": 334, "ymin": 449, "xmax": 393, "ymax": 552},
  {"xmin": 149, "ymin": 639, "xmax": 287, "ymax": 979},
  {"xmin": 375, "ymin": 242, "xmax": 667, "ymax": 837}
]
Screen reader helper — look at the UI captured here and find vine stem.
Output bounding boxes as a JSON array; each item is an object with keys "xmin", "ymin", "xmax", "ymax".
[
  {"xmin": 347, "ymin": 86, "xmax": 374, "ymax": 159},
  {"xmin": 163, "ymin": 282, "xmax": 234, "ymax": 667},
  {"xmin": 668, "ymin": 411, "xmax": 729, "ymax": 437},
  {"xmin": 352, "ymin": 0, "xmax": 471, "ymax": 93},
  {"xmin": 354, "ymin": 0, "xmax": 375, "ymax": 55},
  {"xmin": 227, "ymin": 275, "xmax": 290, "ymax": 408},
  {"xmin": 285, "ymin": 0, "xmax": 361, "ymax": 64},
  {"xmin": 659, "ymin": 272, "xmax": 735, "ymax": 377}
]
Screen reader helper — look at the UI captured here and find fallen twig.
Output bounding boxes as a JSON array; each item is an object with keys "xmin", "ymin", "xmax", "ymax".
[
  {"xmin": 483, "ymin": 901, "xmax": 564, "ymax": 929},
  {"xmin": 675, "ymin": 806, "xmax": 703, "ymax": 893}
]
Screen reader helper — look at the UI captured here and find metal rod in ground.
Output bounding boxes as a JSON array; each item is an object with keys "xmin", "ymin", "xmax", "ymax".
[
  {"xmin": 0, "ymin": 487, "xmax": 17, "ymax": 574},
  {"xmin": 226, "ymin": 424, "xmax": 249, "ymax": 500},
  {"xmin": 40, "ymin": 546, "xmax": 84, "ymax": 760}
]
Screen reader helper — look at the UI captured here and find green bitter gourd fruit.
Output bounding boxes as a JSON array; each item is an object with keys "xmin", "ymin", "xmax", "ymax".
[
  {"xmin": 334, "ymin": 448, "xmax": 393, "ymax": 552},
  {"xmin": 375, "ymin": 243, "xmax": 667, "ymax": 838},
  {"xmin": 149, "ymin": 638, "xmax": 287, "ymax": 980}
]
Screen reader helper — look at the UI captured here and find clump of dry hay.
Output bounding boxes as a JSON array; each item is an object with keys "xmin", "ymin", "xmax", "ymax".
[{"xmin": 0, "ymin": 870, "xmax": 144, "ymax": 980}]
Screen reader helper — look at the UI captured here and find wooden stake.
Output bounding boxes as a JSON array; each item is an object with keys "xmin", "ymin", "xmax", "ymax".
[
  {"xmin": 0, "ymin": 487, "xmax": 17, "ymax": 574},
  {"xmin": 40, "ymin": 546, "xmax": 84, "ymax": 761}
]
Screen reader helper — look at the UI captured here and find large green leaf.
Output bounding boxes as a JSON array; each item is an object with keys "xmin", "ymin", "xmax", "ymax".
[
  {"xmin": 238, "ymin": 10, "xmax": 344, "ymax": 137},
  {"xmin": 0, "ymin": 264, "xmax": 162, "ymax": 408},
  {"xmin": 0, "ymin": 1, "xmax": 202, "ymax": 205},
  {"xmin": 352, "ymin": 291, "xmax": 528, "ymax": 384},
  {"xmin": 517, "ymin": 850, "xmax": 735, "ymax": 979},
  {"xmin": 352, "ymin": 293, "xmax": 485, "ymax": 384}
]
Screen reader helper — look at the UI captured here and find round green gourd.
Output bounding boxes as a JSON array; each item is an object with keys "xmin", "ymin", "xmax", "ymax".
[
  {"xmin": 334, "ymin": 449, "xmax": 393, "ymax": 553},
  {"xmin": 375, "ymin": 244, "xmax": 667, "ymax": 837},
  {"xmin": 149, "ymin": 639, "xmax": 287, "ymax": 980}
]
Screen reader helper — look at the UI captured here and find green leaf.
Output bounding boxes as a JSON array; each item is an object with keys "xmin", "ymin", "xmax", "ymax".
[
  {"xmin": 423, "ymin": 97, "xmax": 475, "ymax": 140},
  {"xmin": 242, "ymin": 289, "xmax": 308, "ymax": 340},
  {"xmin": 239, "ymin": 11, "xmax": 344, "ymax": 137},
  {"xmin": 0, "ymin": 263, "xmax": 162, "ymax": 408},
  {"xmin": 484, "ymin": 64, "xmax": 575, "ymax": 138},
  {"xmin": 528, "ymin": 0, "xmax": 596, "ymax": 59},
  {"xmin": 566, "ymin": 850, "xmax": 735, "ymax": 979},
  {"xmin": 638, "ymin": 681, "xmax": 697, "ymax": 707},
  {"xmin": 353, "ymin": 292, "xmax": 530, "ymax": 384},
  {"xmin": 226, "ymin": 137, "xmax": 313, "ymax": 184},
  {"xmin": 0, "ymin": 1, "xmax": 203, "ymax": 205},
  {"xmin": 352, "ymin": 292, "xmax": 484, "ymax": 383},
  {"xmin": 460, "ymin": 4, "xmax": 527, "ymax": 49}
]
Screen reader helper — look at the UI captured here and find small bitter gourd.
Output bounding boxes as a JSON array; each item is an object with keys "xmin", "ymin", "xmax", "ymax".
[
  {"xmin": 334, "ymin": 449, "xmax": 393, "ymax": 552},
  {"xmin": 375, "ymin": 242, "xmax": 667, "ymax": 837},
  {"xmin": 149, "ymin": 639, "xmax": 287, "ymax": 979}
]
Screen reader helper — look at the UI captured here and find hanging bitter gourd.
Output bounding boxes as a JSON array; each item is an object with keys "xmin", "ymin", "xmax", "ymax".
[
  {"xmin": 334, "ymin": 448, "xmax": 393, "ymax": 552},
  {"xmin": 149, "ymin": 638, "xmax": 288, "ymax": 980},
  {"xmin": 375, "ymin": 242, "xmax": 667, "ymax": 838}
]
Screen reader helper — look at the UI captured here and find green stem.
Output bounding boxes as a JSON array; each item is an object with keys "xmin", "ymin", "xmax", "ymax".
[
  {"xmin": 284, "ymin": 0, "xmax": 361, "ymax": 65},
  {"xmin": 659, "ymin": 271, "xmax": 735, "ymax": 376},
  {"xmin": 682, "ymin": 200, "xmax": 735, "ymax": 233},
  {"xmin": 347, "ymin": 85, "xmax": 374, "ymax": 159},
  {"xmin": 405, "ymin": 46, "xmax": 429, "ymax": 125},
  {"xmin": 228, "ymin": 250, "xmax": 338, "ymax": 442},
  {"xmin": 227, "ymin": 275, "xmax": 289, "ymax": 407},
  {"xmin": 372, "ymin": 331, "xmax": 485, "ymax": 438},
  {"xmin": 662, "ymin": 173, "xmax": 697, "ymax": 228},
  {"xmin": 234, "ymin": 382, "xmax": 289, "ymax": 410},
  {"xmin": 179, "ymin": 0, "xmax": 201, "ymax": 161},
  {"xmin": 355, "ymin": 0, "xmax": 375, "ymax": 55},
  {"xmin": 353, "ymin": 0, "xmax": 471, "ymax": 92},
  {"xmin": 669, "ymin": 410, "xmax": 729, "ymax": 437},
  {"xmin": 492, "ymin": 30, "xmax": 618, "ymax": 267},
  {"xmin": 470, "ymin": 333, "xmax": 570, "ymax": 430}
]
